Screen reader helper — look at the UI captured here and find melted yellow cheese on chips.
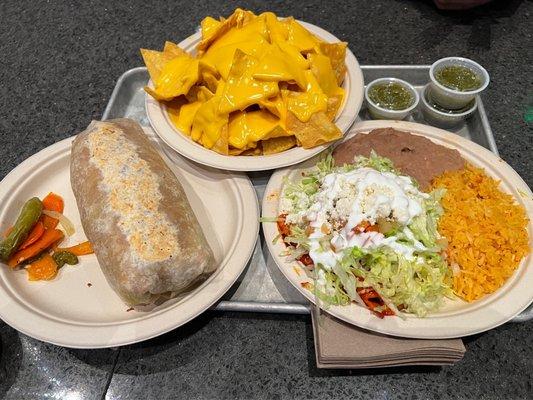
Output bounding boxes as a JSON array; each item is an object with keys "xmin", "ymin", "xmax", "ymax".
[
  {"xmin": 218, "ymin": 50, "xmax": 279, "ymax": 114},
  {"xmin": 286, "ymin": 71, "xmax": 328, "ymax": 122},
  {"xmin": 228, "ymin": 110, "xmax": 291, "ymax": 150},
  {"xmin": 142, "ymin": 8, "xmax": 348, "ymax": 155}
]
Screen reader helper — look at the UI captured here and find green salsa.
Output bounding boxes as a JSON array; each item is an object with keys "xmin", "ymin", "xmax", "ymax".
[
  {"xmin": 368, "ymin": 82, "xmax": 414, "ymax": 110},
  {"xmin": 435, "ymin": 65, "xmax": 482, "ymax": 92}
]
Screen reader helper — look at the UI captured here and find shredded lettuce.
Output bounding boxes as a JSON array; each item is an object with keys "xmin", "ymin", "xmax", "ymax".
[
  {"xmin": 273, "ymin": 151, "xmax": 453, "ymax": 317},
  {"xmin": 313, "ymin": 244, "xmax": 453, "ymax": 316},
  {"xmin": 353, "ymin": 150, "xmax": 398, "ymax": 174},
  {"xmin": 316, "ymin": 153, "xmax": 336, "ymax": 173},
  {"xmin": 338, "ymin": 246, "xmax": 453, "ymax": 317},
  {"xmin": 284, "ymin": 225, "xmax": 311, "ymax": 250},
  {"xmin": 313, "ymin": 267, "xmax": 351, "ymax": 306},
  {"xmin": 408, "ymin": 188, "xmax": 446, "ymax": 249},
  {"xmin": 331, "ymin": 262, "xmax": 359, "ymax": 302},
  {"xmin": 282, "ymin": 173, "xmax": 319, "ymax": 215}
]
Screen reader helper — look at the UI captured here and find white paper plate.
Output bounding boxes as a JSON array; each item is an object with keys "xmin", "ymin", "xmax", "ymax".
[
  {"xmin": 0, "ymin": 129, "xmax": 259, "ymax": 348},
  {"xmin": 262, "ymin": 120, "xmax": 533, "ymax": 339},
  {"xmin": 146, "ymin": 20, "xmax": 364, "ymax": 171}
]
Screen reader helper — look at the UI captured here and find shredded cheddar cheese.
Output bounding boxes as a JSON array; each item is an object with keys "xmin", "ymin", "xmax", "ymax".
[{"xmin": 431, "ymin": 165, "xmax": 530, "ymax": 302}]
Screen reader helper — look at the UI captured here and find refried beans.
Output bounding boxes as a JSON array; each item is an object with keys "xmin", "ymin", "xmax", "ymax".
[{"xmin": 332, "ymin": 128, "xmax": 465, "ymax": 190}]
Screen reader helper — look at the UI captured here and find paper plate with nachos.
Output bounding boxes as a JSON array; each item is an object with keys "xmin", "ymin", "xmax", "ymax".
[{"xmin": 144, "ymin": 8, "xmax": 364, "ymax": 171}]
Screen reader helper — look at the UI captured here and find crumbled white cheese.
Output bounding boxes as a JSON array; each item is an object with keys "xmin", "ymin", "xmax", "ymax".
[{"xmin": 287, "ymin": 167, "xmax": 429, "ymax": 269}]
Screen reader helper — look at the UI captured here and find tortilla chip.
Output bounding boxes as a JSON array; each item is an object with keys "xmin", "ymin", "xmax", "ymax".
[
  {"xmin": 219, "ymin": 49, "xmax": 278, "ymax": 114},
  {"xmin": 201, "ymin": 16, "xmax": 222, "ymax": 42},
  {"xmin": 191, "ymin": 91, "xmax": 228, "ymax": 151},
  {"xmin": 144, "ymin": 55, "xmax": 199, "ymax": 101},
  {"xmin": 211, "ymin": 125, "xmax": 229, "ymax": 155},
  {"xmin": 173, "ymin": 101, "xmax": 203, "ymax": 135},
  {"xmin": 241, "ymin": 146, "xmax": 262, "ymax": 156},
  {"xmin": 285, "ymin": 72, "xmax": 328, "ymax": 123},
  {"xmin": 164, "ymin": 96, "xmax": 189, "ymax": 129},
  {"xmin": 285, "ymin": 18, "xmax": 322, "ymax": 53},
  {"xmin": 326, "ymin": 94, "xmax": 343, "ymax": 121},
  {"xmin": 185, "ymin": 85, "xmax": 214, "ymax": 103},
  {"xmin": 142, "ymin": 41, "xmax": 191, "ymax": 83},
  {"xmin": 141, "ymin": 48, "xmax": 175, "ymax": 82},
  {"xmin": 144, "ymin": 86, "xmax": 169, "ymax": 102},
  {"xmin": 199, "ymin": 59, "xmax": 219, "ymax": 77},
  {"xmin": 286, "ymin": 110, "xmax": 342, "ymax": 149},
  {"xmin": 259, "ymin": 95, "xmax": 287, "ymax": 126},
  {"xmin": 308, "ymin": 53, "xmax": 343, "ymax": 100},
  {"xmin": 228, "ymin": 144, "xmax": 262, "ymax": 156},
  {"xmin": 263, "ymin": 12, "xmax": 289, "ymax": 43},
  {"xmin": 252, "ymin": 42, "xmax": 308, "ymax": 89},
  {"xmin": 263, "ymin": 125, "xmax": 291, "ymax": 140},
  {"xmin": 319, "ymin": 42, "xmax": 347, "ymax": 85},
  {"xmin": 262, "ymin": 136, "xmax": 297, "ymax": 155},
  {"xmin": 229, "ymin": 147, "xmax": 246, "ymax": 155},
  {"xmin": 228, "ymin": 109, "xmax": 288, "ymax": 150},
  {"xmin": 197, "ymin": 8, "xmax": 256, "ymax": 55},
  {"xmin": 201, "ymin": 71, "xmax": 220, "ymax": 93},
  {"xmin": 163, "ymin": 41, "xmax": 187, "ymax": 58}
]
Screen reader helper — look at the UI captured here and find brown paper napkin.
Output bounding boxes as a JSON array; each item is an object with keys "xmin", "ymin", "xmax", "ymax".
[{"xmin": 312, "ymin": 308, "xmax": 465, "ymax": 369}]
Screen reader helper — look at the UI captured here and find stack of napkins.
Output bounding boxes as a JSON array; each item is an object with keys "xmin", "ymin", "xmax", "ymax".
[{"xmin": 312, "ymin": 309, "xmax": 465, "ymax": 368}]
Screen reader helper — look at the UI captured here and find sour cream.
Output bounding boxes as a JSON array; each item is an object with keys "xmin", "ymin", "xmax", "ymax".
[{"xmin": 303, "ymin": 168, "xmax": 428, "ymax": 268}]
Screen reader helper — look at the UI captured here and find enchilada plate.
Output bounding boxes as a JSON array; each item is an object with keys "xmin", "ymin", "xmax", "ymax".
[{"xmin": 262, "ymin": 120, "xmax": 533, "ymax": 339}]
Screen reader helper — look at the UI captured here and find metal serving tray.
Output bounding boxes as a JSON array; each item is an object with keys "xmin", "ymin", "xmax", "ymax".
[{"xmin": 102, "ymin": 65, "xmax": 532, "ymax": 323}]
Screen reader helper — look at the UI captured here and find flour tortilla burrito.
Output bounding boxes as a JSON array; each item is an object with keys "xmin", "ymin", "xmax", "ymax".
[{"xmin": 70, "ymin": 118, "xmax": 216, "ymax": 306}]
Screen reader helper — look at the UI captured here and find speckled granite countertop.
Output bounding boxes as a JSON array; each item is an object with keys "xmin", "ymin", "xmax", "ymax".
[{"xmin": 0, "ymin": 1, "xmax": 532, "ymax": 399}]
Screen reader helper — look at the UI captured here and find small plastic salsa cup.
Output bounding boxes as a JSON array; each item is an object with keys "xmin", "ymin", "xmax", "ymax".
[
  {"xmin": 364, "ymin": 78, "xmax": 419, "ymax": 120},
  {"xmin": 429, "ymin": 57, "xmax": 489, "ymax": 110},
  {"xmin": 421, "ymin": 85, "xmax": 478, "ymax": 129}
]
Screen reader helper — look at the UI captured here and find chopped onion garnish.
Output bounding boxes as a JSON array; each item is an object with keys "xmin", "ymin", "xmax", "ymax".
[{"xmin": 42, "ymin": 210, "xmax": 75, "ymax": 236}]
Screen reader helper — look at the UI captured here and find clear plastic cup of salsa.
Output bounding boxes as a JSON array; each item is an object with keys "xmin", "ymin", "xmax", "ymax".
[
  {"xmin": 429, "ymin": 57, "xmax": 489, "ymax": 110},
  {"xmin": 364, "ymin": 78, "xmax": 419, "ymax": 120}
]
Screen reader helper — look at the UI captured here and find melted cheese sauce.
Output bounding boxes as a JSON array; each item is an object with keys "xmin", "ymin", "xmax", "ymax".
[{"xmin": 88, "ymin": 124, "xmax": 180, "ymax": 263}]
